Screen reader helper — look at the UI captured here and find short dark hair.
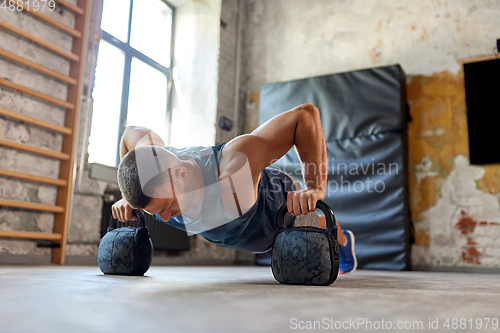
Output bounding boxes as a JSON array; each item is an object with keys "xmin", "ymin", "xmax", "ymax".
[{"xmin": 118, "ymin": 149, "xmax": 152, "ymax": 209}]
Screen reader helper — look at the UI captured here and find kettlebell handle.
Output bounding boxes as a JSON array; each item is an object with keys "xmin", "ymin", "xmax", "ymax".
[
  {"xmin": 277, "ymin": 200, "xmax": 337, "ymax": 230},
  {"xmin": 109, "ymin": 209, "xmax": 146, "ymax": 230}
]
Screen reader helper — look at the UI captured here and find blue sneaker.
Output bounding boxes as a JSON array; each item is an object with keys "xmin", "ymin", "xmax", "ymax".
[{"xmin": 338, "ymin": 230, "xmax": 357, "ymax": 274}]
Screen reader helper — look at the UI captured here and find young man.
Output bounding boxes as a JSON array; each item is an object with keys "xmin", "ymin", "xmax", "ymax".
[{"xmin": 112, "ymin": 103, "xmax": 357, "ymax": 274}]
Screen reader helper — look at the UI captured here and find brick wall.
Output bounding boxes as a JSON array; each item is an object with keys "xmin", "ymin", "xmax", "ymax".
[{"xmin": 0, "ymin": 2, "xmax": 76, "ymax": 257}]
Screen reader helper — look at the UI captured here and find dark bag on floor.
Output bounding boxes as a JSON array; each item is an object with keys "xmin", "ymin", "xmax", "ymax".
[
  {"xmin": 98, "ymin": 210, "xmax": 153, "ymax": 276},
  {"xmin": 271, "ymin": 200, "xmax": 339, "ymax": 286}
]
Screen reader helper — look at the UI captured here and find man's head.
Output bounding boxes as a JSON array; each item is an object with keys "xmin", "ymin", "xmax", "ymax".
[{"xmin": 117, "ymin": 146, "xmax": 191, "ymax": 220}]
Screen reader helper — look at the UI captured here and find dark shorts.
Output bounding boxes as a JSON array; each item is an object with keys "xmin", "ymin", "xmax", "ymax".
[{"xmin": 252, "ymin": 171, "xmax": 321, "ymax": 254}]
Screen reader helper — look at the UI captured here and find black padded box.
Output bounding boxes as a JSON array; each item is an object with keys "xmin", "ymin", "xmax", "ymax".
[{"xmin": 259, "ymin": 65, "xmax": 410, "ymax": 270}]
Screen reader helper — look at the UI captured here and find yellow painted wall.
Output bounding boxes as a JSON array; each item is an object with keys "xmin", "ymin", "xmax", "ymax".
[
  {"xmin": 407, "ymin": 58, "xmax": 500, "ymax": 267},
  {"xmin": 407, "ymin": 71, "xmax": 469, "ymax": 244}
]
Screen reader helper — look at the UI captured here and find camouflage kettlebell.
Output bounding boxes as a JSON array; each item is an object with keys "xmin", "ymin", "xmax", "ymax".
[
  {"xmin": 271, "ymin": 200, "xmax": 339, "ymax": 286},
  {"xmin": 98, "ymin": 210, "xmax": 153, "ymax": 276}
]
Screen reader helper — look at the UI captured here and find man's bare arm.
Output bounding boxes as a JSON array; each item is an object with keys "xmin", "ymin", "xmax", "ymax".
[
  {"xmin": 113, "ymin": 126, "xmax": 165, "ymax": 222},
  {"xmin": 222, "ymin": 103, "xmax": 327, "ymax": 215},
  {"xmin": 253, "ymin": 103, "xmax": 327, "ymax": 191},
  {"xmin": 119, "ymin": 126, "xmax": 165, "ymax": 160}
]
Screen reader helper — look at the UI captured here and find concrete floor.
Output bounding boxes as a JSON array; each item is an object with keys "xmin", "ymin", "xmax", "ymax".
[{"xmin": 1, "ymin": 266, "xmax": 499, "ymax": 333}]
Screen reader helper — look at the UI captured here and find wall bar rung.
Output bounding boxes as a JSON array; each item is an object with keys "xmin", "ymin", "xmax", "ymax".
[
  {"xmin": 55, "ymin": 0, "xmax": 84, "ymax": 15},
  {"xmin": 0, "ymin": 230, "xmax": 62, "ymax": 241},
  {"xmin": 0, "ymin": 0, "xmax": 91, "ymax": 265},
  {"xmin": 0, "ymin": 21, "xmax": 80, "ymax": 62},
  {"xmin": 0, "ymin": 78, "xmax": 75, "ymax": 109},
  {"xmin": 50, "ymin": 0, "xmax": 91, "ymax": 265},
  {"xmin": 0, "ymin": 169, "xmax": 67, "ymax": 186},
  {"xmin": 0, "ymin": 49, "xmax": 77, "ymax": 85},
  {"xmin": 0, "ymin": 107, "xmax": 72, "ymax": 134},
  {"xmin": 0, "ymin": 199, "xmax": 65, "ymax": 213},
  {"xmin": 21, "ymin": 3, "xmax": 81, "ymax": 38},
  {"xmin": 0, "ymin": 138, "xmax": 70, "ymax": 160}
]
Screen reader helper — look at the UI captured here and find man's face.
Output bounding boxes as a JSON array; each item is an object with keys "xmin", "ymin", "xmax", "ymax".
[
  {"xmin": 142, "ymin": 168, "xmax": 193, "ymax": 221},
  {"xmin": 143, "ymin": 197, "xmax": 181, "ymax": 221}
]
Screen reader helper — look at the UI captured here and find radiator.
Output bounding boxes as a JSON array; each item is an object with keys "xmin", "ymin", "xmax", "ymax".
[{"xmin": 101, "ymin": 192, "xmax": 190, "ymax": 251}]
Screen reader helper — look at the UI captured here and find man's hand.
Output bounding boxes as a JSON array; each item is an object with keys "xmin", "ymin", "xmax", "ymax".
[
  {"xmin": 111, "ymin": 198, "xmax": 137, "ymax": 222},
  {"xmin": 286, "ymin": 187, "xmax": 326, "ymax": 216}
]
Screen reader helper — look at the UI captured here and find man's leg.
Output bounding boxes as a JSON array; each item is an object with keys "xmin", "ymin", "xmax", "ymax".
[{"xmin": 318, "ymin": 216, "xmax": 347, "ymax": 246}]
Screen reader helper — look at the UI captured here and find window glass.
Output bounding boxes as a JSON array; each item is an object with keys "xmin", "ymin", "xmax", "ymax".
[
  {"xmin": 88, "ymin": 41, "xmax": 125, "ymax": 166},
  {"xmin": 126, "ymin": 57, "xmax": 168, "ymax": 138},
  {"xmin": 100, "ymin": 0, "xmax": 131, "ymax": 43},
  {"xmin": 170, "ymin": 111, "xmax": 212, "ymax": 148},
  {"xmin": 130, "ymin": 0, "xmax": 172, "ymax": 67}
]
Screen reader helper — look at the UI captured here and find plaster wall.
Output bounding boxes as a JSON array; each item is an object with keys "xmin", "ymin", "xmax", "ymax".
[
  {"xmin": 239, "ymin": 0, "xmax": 500, "ymax": 269},
  {"xmin": 168, "ymin": 0, "xmax": 221, "ymax": 148}
]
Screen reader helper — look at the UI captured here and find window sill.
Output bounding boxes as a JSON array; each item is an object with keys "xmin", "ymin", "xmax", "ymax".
[{"xmin": 89, "ymin": 163, "xmax": 118, "ymax": 184}]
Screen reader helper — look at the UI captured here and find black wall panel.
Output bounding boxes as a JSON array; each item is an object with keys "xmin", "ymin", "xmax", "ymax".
[
  {"xmin": 101, "ymin": 192, "xmax": 190, "ymax": 252},
  {"xmin": 464, "ymin": 59, "xmax": 500, "ymax": 165}
]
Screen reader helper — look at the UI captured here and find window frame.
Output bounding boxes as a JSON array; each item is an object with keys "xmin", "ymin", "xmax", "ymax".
[{"xmin": 99, "ymin": 0, "xmax": 175, "ymax": 167}]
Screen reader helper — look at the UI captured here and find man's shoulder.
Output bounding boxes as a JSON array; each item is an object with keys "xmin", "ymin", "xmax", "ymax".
[{"xmin": 163, "ymin": 145, "xmax": 215, "ymax": 158}]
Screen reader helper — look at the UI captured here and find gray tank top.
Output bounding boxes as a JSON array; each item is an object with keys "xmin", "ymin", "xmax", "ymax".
[{"xmin": 152, "ymin": 143, "xmax": 296, "ymax": 253}]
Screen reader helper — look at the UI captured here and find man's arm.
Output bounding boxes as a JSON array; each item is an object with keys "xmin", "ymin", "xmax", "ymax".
[
  {"xmin": 119, "ymin": 126, "xmax": 165, "ymax": 160},
  {"xmin": 221, "ymin": 103, "xmax": 327, "ymax": 216},
  {"xmin": 113, "ymin": 126, "xmax": 165, "ymax": 222}
]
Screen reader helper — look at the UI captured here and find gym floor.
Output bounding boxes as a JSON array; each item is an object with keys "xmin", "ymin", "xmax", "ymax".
[{"xmin": 1, "ymin": 266, "xmax": 499, "ymax": 333}]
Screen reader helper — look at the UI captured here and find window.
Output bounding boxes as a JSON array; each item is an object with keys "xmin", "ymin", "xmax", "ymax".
[{"xmin": 88, "ymin": 0, "xmax": 174, "ymax": 167}]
